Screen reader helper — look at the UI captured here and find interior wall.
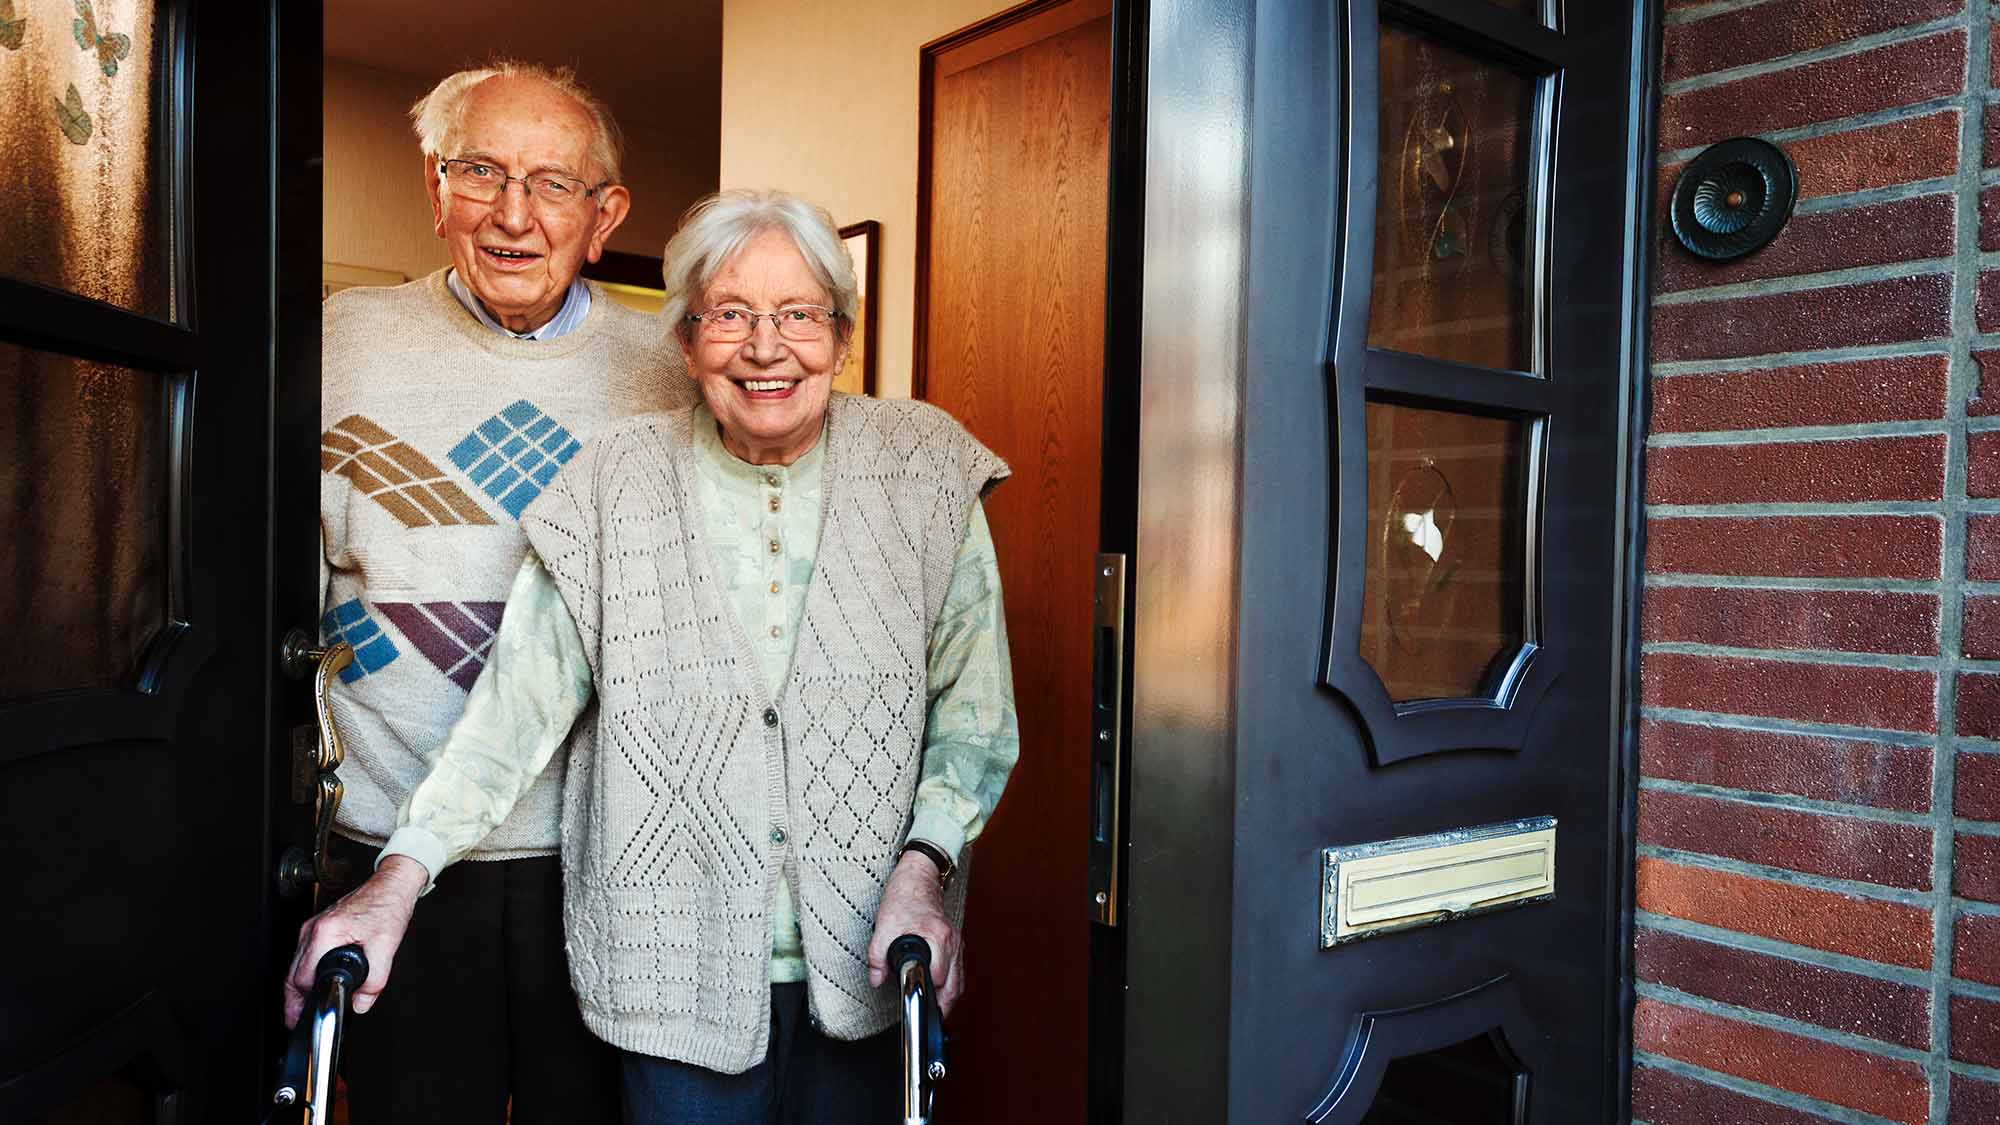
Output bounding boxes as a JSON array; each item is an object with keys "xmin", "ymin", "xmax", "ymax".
[
  {"xmin": 718, "ymin": 0, "xmax": 1009, "ymax": 399},
  {"xmin": 324, "ymin": 58, "xmax": 712, "ymax": 285}
]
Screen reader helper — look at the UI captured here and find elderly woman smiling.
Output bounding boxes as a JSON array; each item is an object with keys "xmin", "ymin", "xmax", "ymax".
[{"xmin": 294, "ymin": 189, "xmax": 1019, "ymax": 1123}]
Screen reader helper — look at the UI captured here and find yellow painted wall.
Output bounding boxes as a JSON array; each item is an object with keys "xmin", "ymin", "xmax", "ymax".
[
  {"xmin": 324, "ymin": 58, "xmax": 712, "ymax": 286},
  {"xmin": 718, "ymin": 0, "xmax": 1006, "ymax": 399}
]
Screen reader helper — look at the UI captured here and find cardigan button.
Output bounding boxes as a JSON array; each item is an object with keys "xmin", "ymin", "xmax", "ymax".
[
  {"xmin": 763, "ymin": 708, "xmax": 779, "ymax": 728},
  {"xmin": 771, "ymin": 827, "xmax": 787, "ymax": 845}
]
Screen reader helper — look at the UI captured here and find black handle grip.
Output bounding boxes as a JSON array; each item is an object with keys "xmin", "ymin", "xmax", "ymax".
[
  {"xmin": 888, "ymin": 933, "xmax": 931, "ymax": 974},
  {"xmin": 315, "ymin": 944, "xmax": 369, "ymax": 991}
]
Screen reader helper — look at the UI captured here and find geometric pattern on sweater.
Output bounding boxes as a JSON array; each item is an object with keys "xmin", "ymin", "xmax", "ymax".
[
  {"xmin": 373, "ymin": 600, "xmax": 505, "ymax": 691},
  {"xmin": 319, "ymin": 597, "xmax": 400, "ymax": 683},
  {"xmin": 521, "ymin": 394, "xmax": 1006, "ymax": 1069},
  {"xmin": 445, "ymin": 399, "xmax": 583, "ymax": 520},
  {"xmin": 320, "ymin": 414, "xmax": 494, "ymax": 527}
]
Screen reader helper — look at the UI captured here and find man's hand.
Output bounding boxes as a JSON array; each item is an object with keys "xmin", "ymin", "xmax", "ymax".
[
  {"xmin": 282, "ymin": 855, "xmax": 429, "ymax": 1027},
  {"xmin": 867, "ymin": 851, "xmax": 964, "ymax": 1015}
]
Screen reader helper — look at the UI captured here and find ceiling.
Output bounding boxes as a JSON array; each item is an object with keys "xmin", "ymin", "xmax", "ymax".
[{"xmin": 323, "ymin": 0, "xmax": 721, "ymax": 135}]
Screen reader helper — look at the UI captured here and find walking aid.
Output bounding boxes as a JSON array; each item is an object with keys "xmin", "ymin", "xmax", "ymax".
[
  {"xmin": 265, "ymin": 944, "xmax": 368, "ymax": 1124},
  {"xmin": 889, "ymin": 934, "xmax": 950, "ymax": 1125}
]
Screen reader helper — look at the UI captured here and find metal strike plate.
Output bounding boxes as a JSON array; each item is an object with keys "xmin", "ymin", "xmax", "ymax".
[
  {"xmin": 1321, "ymin": 816, "xmax": 1556, "ymax": 948},
  {"xmin": 290, "ymin": 723, "xmax": 317, "ymax": 805}
]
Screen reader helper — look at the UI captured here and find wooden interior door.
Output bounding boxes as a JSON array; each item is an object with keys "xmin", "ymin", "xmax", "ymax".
[{"xmin": 916, "ymin": 1, "xmax": 1113, "ymax": 1120}]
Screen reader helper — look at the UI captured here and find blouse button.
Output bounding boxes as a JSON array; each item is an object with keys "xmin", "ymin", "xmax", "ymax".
[
  {"xmin": 769, "ymin": 496, "xmax": 782, "ymax": 512},
  {"xmin": 769, "ymin": 539, "xmax": 781, "ymax": 555},
  {"xmin": 765, "ymin": 474, "xmax": 780, "ymax": 487},
  {"xmin": 770, "ymin": 625, "xmax": 782, "ymax": 639},
  {"xmin": 770, "ymin": 581, "xmax": 781, "ymax": 595}
]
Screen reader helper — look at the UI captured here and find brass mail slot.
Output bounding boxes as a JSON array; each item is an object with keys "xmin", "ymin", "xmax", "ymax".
[{"xmin": 1321, "ymin": 816, "xmax": 1556, "ymax": 947}]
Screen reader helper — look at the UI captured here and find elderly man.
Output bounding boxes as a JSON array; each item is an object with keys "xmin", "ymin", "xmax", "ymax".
[{"xmin": 297, "ymin": 60, "xmax": 691, "ymax": 1123}]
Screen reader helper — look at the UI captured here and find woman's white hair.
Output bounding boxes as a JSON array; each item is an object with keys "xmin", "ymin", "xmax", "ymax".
[
  {"xmin": 660, "ymin": 189, "xmax": 858, "ymax": 340},
  {"xmin": 409, "ymin": 60, "xmax": 624, "ymax": 186}
]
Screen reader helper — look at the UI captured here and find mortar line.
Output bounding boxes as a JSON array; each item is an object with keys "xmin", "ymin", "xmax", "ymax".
[
  {"xmin": 1662, "ymin": 96, "xmax": 1964, "ymax": 164},
  {"xmin": 1929, "ymin": 10, "xmax": 1987, "ymax": 1118},
  {"xmin": 1632, "ymin": 1050, "xmax": 1902, "ymax": 1123},
  {"xmin": 1650, "ymin": 259, "xmax": 1953, "ymax": 305},
  {"xmin": 1662, "ymin": 17, "xmax": 1967, "ymax": 95}
]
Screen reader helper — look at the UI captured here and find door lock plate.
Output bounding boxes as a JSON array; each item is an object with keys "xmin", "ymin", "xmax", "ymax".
[{"xmin": 1321, "ymin": 816, "xmax": 1556, "ymax": 947}]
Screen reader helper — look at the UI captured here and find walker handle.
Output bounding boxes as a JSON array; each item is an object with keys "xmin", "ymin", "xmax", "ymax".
[
  {"xmin": 268, "ymin": 944, "xmax": 369, "ymax": 1124},
  {"xmin": 890, "ymin": 934, "xmax": 949, "ymax": 1125}
]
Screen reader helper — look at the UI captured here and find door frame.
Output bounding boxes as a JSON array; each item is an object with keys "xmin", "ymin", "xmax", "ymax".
[{"xmin": 1115, "ymin": 0, "xmax": 1661, "ymax": 1119}]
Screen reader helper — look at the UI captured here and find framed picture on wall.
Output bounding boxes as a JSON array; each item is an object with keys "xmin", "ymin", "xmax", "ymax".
[
  {"xmin": 581, "ymin": 250, "xmax": 666, "ymax": 316},
  {"xmin": 837, "ymin": 220, "xmax": 880, "ymax": 397}
]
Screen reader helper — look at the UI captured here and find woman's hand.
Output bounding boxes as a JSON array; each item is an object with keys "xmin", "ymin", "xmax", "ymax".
[
  {"xmin": 282, "ymin": 855, "xmax": 428, "ymax": 1027},
  {"xmin": 866, "ymin": 851, "xmax": 964, "ymax": 1015}
]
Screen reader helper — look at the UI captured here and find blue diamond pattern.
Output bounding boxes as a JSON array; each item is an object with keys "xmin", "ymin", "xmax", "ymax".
[
  {"xmin": 320, "ymin": 598, "xmax": 400, "ymax": 683},
  {"xmin": 447, "ymin": 399, "xmax": 583, "ymax": 519}
]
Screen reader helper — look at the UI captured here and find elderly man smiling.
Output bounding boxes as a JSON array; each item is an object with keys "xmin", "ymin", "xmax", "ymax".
[{"xmin": 296, "ymin": 61, "xmax": 691, "ymax": 1123}]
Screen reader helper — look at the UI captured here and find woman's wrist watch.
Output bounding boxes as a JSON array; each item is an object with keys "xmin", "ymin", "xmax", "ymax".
[{"xmin": 899, "ymin": 839, "xmax": 956, "ymax": 890}]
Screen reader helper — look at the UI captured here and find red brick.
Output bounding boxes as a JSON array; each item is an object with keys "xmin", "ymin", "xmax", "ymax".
[
  {"xmin": 1659, "ymin": 194, "xmax": 1955, "ymax": 295},
  {"xmin": 1632, "ymin": 1064, "xmax": 1844, "ymax": 1124},
  {"xmin": 1956, "ymin": 833, "xmax": 2000, "ymax": 903},
  {"xmin": 1951, "ymin": 1072, "xmax": 2000, "ymax": 1125},
  {"xmin": 1788, "ymin": 112, "xmax": 1959, "ymax": 198},
  {"xmin": 1951, "ymin": 993, "xmax": 2000, "ymax": 1067},
  {"xmin": 1958, "ymin": 751, "xmax": 2000, "ymax": 821},
  {"xmin": 1646, "ymin": 436, "xmax": 1946, "ymax": 505},
  {"xmin": 1652, "ymin": 274, "xmax": 1952, "ymax": 363},
  {"xmin": 1972, "ymin": 516, "xmax": 2000, "ymax": 581},
  {"xmin": 1968, "ymin": 598, "xmax": 2000, "ymax": 660},
  {"xmin": 1963, "ymin": 673, "xmax": 2000, "ymax": 739},
  {"xmin": 1643, "ymin": 652, "xmax": 1936, "ymax": 733},
  {"xmin": 1637, "ymin": 857, "xmax": 1933, "ymax": 968},
  {"xmin": 1972, "ymin": 352, "xmax": 2000, "ymax": 417},
  {"xmin": 1660, "ymin": 32, "xmax": 1967, "ymax": 152},
  {"xmin": 1972, "ymin": 432, "xmax": 2000, "ymax": 498},
  {"xmin": 1643, "ymin": 587, "xmax": 1939, "ymax": 656},
  {"xmin": 1953, "ymin": 911, "xmax": 2000, "ymax": 986},
  {"xmin": 1636, "ymin": 927, "xmax": 1930, "ymax": 1047},
  {"xmin": 1640, "ymin": 719, "xmax": 1931, "ymax": 811},
  {"xmin": 1663, "ymin": 0, "xmax": 1963, "ymax": 84},
  {"xmin": 1984, "ymin": 187, "xmax": 2000, "ymax": 252},
  {"xmin": 1645, "ymin": 515, "xmax": 1941, "ymax": 580},
  {"xmin": 1632, "ymin": 998, "xmax": 1929, "ymax": 1122},
  {"xmin": 1639, "ymin": 789, "xmax": 1931, "ymax": 888},
  {"xmin": 1977, "ymin": 271, "xmax": 2000, "ymax": 333},
  {"xmin": 1988, "ymin": 104, "xmax": 2000, "ymax": 169},
  {"xmin": 1649, "ymin": 355, "xmax": 1949, "ymax": 433}
]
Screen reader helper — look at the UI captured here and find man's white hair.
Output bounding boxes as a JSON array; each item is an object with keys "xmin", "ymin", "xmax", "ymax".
[
  {"xmin": 409, "ymin": 60, "xmax": 624, "ymax": 185},
  {"xmin": 661, "ymin": 190, "xmax": 859, "ymax": 338}
]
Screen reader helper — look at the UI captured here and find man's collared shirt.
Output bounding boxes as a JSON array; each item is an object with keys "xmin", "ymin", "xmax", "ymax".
[{"xmin": 445, "ymin": 269, "xmax": 592, "ymax": 340}]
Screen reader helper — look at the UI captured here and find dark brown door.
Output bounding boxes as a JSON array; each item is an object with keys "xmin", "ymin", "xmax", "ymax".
[
  {"xmin": 0, "ymin": 2, "xmax": 322, "ymax": 1121},
  {"xmin": 1121, "ymin": 0, "xmax": 1647, "ymax": 1120},
  {"xmin": 916, "ymin": 2, "xmax": 1113, "ymax": 1121}
]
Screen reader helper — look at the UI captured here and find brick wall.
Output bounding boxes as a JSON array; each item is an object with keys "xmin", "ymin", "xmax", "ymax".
[{"xmin": 1634, "ymin": 2, "xmax": 1998, "ymax": 1123}]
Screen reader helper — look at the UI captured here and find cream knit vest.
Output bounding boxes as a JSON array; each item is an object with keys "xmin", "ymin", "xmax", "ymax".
[{"xmin": 521, "ymin": 395, "xmax": 1007, "ymax": 1070}]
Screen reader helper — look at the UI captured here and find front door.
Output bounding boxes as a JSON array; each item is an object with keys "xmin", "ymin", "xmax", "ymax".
[
  {"xmin": 0, "ymin": 2, "xmax": 321, "ymax": 1121},
  {"xmin": 1122, "ymin": 0, "xmax": 1646, "ymax": 1120}
]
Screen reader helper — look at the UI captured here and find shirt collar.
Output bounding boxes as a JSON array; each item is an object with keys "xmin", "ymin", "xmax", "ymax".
[{"xmin": 445, "ymin": 269, "xmax": 592, "ymax": 340}]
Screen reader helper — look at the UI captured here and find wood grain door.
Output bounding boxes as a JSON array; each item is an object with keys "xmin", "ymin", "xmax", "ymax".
[{"xmin": 917, "ymin": 2, "xmax": 1114, "ymax": 1121}]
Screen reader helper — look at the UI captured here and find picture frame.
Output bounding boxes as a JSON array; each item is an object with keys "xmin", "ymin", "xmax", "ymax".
[
  {"xmin": 580, "ymin": 250, "xmax": 666, "ymax": 316},
  {"xmin": 321, "ymin": 262, "xmax": 405, "ymax": 299},
  {"xmin": 837, "ymin": 220, "xmax": 880, "ymax": 397}
]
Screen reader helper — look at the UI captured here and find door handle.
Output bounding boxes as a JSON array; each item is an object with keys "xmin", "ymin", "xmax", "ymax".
[
  {"xmin": 1089, "ymin": 554, "xmax": 1127, "ymax": 926},
  {"xmin": 277, "ymin": 628, "xmax": 354, "ymax": 901}
]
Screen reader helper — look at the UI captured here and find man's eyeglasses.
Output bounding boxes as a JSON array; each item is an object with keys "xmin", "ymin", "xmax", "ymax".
[
  {"xmin": 439, "ymin": 159, "xmax": 606, "ymax": 208},
  {"xmin": 686, "ymin": 305, "xmax": 841, "ymax": 343}
]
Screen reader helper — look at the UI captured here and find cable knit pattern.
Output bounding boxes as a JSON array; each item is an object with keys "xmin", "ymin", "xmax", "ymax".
[{"xmin": 521, "ymin": 394, "xmax": 1008, "ymax": 1070}]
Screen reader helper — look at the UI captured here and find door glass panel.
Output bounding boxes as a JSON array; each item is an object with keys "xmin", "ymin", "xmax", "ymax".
[
  {"xmin": 1360, "ymin": 401, "xmax": 1527, "ymax": 703},
  {"xmin": 1362, "ymin": 1033, "xmax": 1524, "ymax": 1124},
  {"xmin": 1, "ymin": 343, "xmax": 169, "ymax": 702},
  {"xmin": 1368, "ymin": 24, "xmax": 1538, "ymax": 373},
  {"xmin": 0, "ymin": 0, "xmax": 173, "ymax": 318}
]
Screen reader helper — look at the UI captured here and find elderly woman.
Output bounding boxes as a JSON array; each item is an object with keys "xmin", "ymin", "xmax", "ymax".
[{"xmin": 291, "ymin": 189, "xmax": 1019, "ymax": 1124}]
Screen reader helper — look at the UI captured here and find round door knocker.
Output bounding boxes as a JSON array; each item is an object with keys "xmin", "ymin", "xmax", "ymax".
[{"xmin": 1668, "ymin": 137, "xmax": 1797, "ymax": 261}]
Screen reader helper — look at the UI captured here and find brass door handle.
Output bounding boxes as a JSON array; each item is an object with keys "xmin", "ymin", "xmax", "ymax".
[{"xmin": 279, "ymin": 627, "xmax": 355, "ymax": 900}]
